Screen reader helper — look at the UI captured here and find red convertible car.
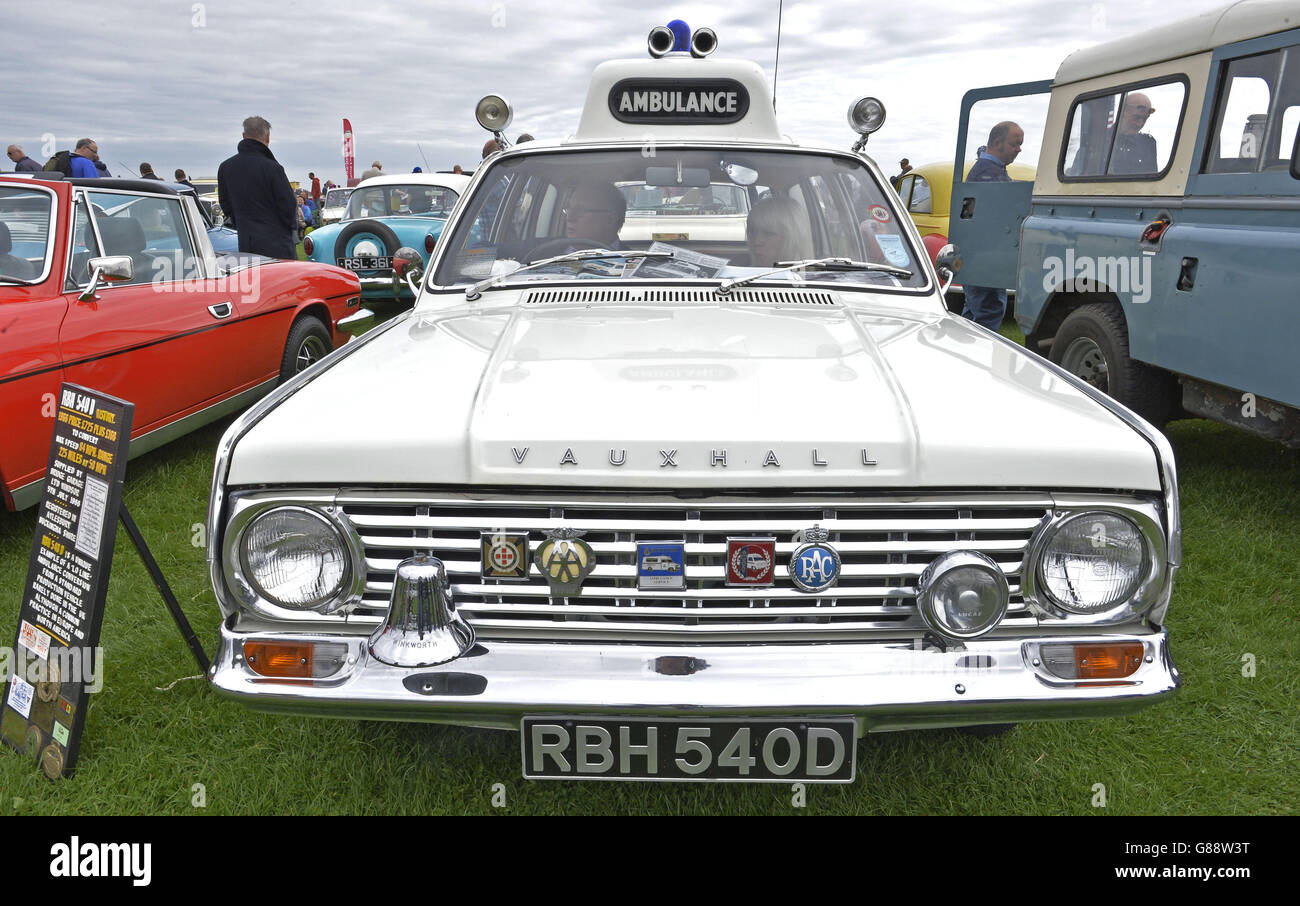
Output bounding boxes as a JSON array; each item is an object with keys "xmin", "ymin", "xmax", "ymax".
[{"xmin": 0, "ymin": 175, "xmax": 360, "ymax": 511}]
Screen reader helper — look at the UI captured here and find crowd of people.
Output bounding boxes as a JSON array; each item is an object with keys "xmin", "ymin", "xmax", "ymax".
[{"xmin": 6, "ymin": 102, "xmax": 1160, "ymax": 322}]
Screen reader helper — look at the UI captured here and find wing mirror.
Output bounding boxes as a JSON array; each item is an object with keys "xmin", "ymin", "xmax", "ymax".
[
  {"xmin": 79, "ymin": 256, "xmax": 134, "ymax": 302},
  {"xmin": 935, "ymin": 243, "xmax": 961, "ymax": 294}
]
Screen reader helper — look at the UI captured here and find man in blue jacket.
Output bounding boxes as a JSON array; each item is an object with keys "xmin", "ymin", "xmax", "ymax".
[
  {"xmin": 69, "ymin": 139, "xmax": 102, "ymax": 178},
  {"xmin": 217, "ymin": 116, "xmax": 297, "ymax": 259},
  {"xmin": 961, "ymin": 121, "xmax": 1023, "ymax": 331}
]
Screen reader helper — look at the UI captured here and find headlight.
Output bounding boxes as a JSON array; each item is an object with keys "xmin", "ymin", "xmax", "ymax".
[
  {"xmin": 916, "ymin": 551, "xmax": 1009, "ymax": 640},
  {"xmin": 240, "ymin": 507, "xmax": 350, "ymax": 611},
  {"xmin": 1038, "ymin": 512, "xmax": 1147, "ymax": 614}
]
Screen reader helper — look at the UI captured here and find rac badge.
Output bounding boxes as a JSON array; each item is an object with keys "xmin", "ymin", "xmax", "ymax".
[
  {"xmin": 534, "ymin": 529, "xmax": 597, "ymax": 597},
  {"xmin": 481, "ymin": 531, "xmax": 530, "ymax": 581},
  {"xmin": 789, "ymin": 526, "xmax": 841, "ymax": 593}
]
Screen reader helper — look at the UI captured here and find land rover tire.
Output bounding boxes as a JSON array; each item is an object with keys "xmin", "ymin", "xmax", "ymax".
[
  {"xmin": 1050, "ymin": 303, "xmax": 1177, "ymax": 427},
  {"xmin": 280, "ymin": 315, "xmax": 333, "ymax": 384}
]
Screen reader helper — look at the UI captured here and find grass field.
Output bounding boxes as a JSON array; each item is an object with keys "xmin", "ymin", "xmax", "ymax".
[{"xmin": 1, "ymin": 325, "xmax": 1297, "ymax": 815}]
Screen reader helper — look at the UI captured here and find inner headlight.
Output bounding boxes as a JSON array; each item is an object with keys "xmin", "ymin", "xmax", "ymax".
[
  {"xmin": 916, "ymin": 551, "xmax": 1009, "ymax": 640},
  {"xmin": 240, "ymin": 507, "xmax": 349, "ymax": 611},
  {"xmin": 1038, "ymin": 512, "xmax": 1147, "ymax": 614},
  {"xmin": 352, "ymin": 239, "xmax": 381, "ymax": 257}
]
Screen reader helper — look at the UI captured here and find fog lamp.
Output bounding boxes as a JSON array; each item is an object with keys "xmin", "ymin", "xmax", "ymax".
[
  {"xmin": 475, "ymin": 94, "xmax": 513, "ymax": 133},
  {"xmin": 917, "ymin": 551, "xmax": 1009, "ymax": 640}
]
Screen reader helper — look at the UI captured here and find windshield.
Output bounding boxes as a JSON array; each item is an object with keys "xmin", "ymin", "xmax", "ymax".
[
  {"xmin": 345, "ymin": 184, "xmax": 457, "ymax": 220},
  {"xmin": 0, "ymin": 186, "xmax": 53, "ymax": 281},
  {"xmin": 325, "ymin": 188, "xmax": 352, "ymax": 207},
  {"xmin": 431, "ymin": 148, "xmax": 926, "ymax": 291}
]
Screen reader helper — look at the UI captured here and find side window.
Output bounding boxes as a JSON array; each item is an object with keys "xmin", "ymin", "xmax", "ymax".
[
  {"xmin": 1204, "ymin": 46, "xmax": 1300, "ymax": 173},
  {"xmin": 65, "ymin": 195, "xmax": 99, "ymax": 288},
  {"xmin": 908, "ymin": 176, "xmax": 932, "ymax": 214},
  {"xmin": 895, "ymin": 174, "xmax": 914, "ymax": 206},
  {"xmin": 87, "ymin": 192, "xmax": 197, "ymax": 285},
  {"xmin": 1063, "ymin": 80, "xmax": 1186, "ymax": 178}
]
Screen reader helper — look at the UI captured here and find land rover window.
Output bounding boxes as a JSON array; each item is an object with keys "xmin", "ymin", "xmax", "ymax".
[
  {"xmin": 1204, "ymin": 46, "xmax": 1300, "ymax": 173},
  {"xmin": 1062, "ymin": 79, "xmax": 1186, "ymax": 179}
]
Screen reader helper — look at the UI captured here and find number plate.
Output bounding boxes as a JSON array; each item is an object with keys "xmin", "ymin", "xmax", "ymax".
[
  {"xmin": 336, "ymin": 256, "xmax": 393, "ymax": 271},
  {"xmin": 521, "ymin": 716, "xmax": 856, "ymax": 782}
]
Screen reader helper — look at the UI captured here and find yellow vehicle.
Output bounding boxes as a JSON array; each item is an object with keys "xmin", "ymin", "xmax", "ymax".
[{"xmin": 895, "ymin": 160, "xmax": 1035, "ymax": 264}]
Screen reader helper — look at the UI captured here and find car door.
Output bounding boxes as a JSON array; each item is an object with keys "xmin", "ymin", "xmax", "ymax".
[
  {"xmin": 58, "ymin": 188, "xmax": 242, "ymax": 436},
  {"xmin": 947, "ymin": 79, "xmax": 1052, "ymax": 289},
  {"xmin": 0, "ymin": 181, "xmax": 68, "ymax": 507},
  {"xmin": 1161, "ymin": 33, "xmax": 1300, "ymax": 409}
]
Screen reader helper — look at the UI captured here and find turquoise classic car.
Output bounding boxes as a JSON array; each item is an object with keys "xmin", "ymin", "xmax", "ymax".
[{"xmin": 303, "ymin": 172, "xmax": 469, "ymax": 314}]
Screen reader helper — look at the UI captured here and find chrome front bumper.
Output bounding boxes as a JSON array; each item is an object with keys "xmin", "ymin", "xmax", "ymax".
[{"xmin": 209, "ymin": 621, "xmax": 1180, "ymax": 733}]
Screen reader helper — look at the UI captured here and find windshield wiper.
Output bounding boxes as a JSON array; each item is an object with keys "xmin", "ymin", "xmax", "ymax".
[
  {"xmin": 717, "ymin": 257, "xmax": 913, "ymax": 294},
  {"xmin": 465, "ymin": 248, "xmax": 674, "ymax": 300}
]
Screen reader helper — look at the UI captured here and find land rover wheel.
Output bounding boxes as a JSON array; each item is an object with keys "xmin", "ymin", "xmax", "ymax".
[
  {"xmin": 279, "ymin": 316, "xmax": 332, "ymax": 383},
  {"xmin": 1051, "ymin": 303, "xmax": 1177, "ymax": 427}
]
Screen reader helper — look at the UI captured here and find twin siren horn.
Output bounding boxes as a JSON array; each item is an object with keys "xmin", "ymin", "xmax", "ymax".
[{"xmin": 647, "ymin": 22, "xmax": 717, "ymax": 58}]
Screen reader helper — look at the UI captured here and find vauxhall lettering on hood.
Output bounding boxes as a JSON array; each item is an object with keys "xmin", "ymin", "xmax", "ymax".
[
  {"xmin": 507, "ymin": 446, "xmax": 880, "ymax": 467},
  {"xmin": 608, "ymin": 78, "xmax": 749, "ymax": 124}
]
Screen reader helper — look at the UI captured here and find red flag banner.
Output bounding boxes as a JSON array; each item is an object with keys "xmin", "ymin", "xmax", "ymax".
[{"xmin": 343, "ymin": 118, "xmax": 355, "ymax": 183}]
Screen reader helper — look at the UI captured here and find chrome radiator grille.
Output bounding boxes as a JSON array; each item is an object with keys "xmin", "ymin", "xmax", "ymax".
[{"xmin": 335, "ymin": 491, "xmax": 1051, "ymax": 642}]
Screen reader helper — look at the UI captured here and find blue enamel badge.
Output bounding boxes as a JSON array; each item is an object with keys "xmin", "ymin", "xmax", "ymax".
[
  {"xmin": 637, "ymin": 542, "xmax": 686, "ymax": 590},
  {"xmin": 789, "ymin": 526, "xmax": 841, "ymax": 593}
]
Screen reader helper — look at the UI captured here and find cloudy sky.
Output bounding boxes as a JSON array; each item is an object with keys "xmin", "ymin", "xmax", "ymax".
[{"xmin": 2, "ymin": 0, "xmax": 1230, "ymax": 183}]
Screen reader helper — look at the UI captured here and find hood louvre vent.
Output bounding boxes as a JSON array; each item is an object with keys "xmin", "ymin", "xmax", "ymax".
[{"xmin": 523, "ymin": 288, "xmax": 838, "ymax": 306}]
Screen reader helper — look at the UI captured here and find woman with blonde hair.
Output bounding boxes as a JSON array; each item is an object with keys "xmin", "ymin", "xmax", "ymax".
[{"xmin": 745, "ymin": 195, "xmax": 813, "ymax": 266}]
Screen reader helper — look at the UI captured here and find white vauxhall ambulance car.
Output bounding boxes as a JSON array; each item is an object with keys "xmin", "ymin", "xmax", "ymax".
[{"xmin": 206, "ymin": 23, "xmax": 1181, "ymax": 783}]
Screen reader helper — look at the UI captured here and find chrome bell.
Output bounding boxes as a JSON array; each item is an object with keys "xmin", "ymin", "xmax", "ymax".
[{"xmin": 368, "ymin": 555, "xmax": 475, "ymax": 667}]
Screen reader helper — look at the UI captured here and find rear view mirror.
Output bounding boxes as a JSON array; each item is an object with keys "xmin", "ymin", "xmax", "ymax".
[{"xmin": 645, "ymin": 166, "xmax": 711, "ymax": 187}]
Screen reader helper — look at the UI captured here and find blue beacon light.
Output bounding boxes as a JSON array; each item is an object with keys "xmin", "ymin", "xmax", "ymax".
[{"xmin": 666, "ymin": 19, "xmax": 691, "ymax": 51}]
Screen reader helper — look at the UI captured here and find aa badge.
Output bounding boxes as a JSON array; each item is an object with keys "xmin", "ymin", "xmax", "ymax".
[
  {"xmin": 534, "ymin": 529, "xmax": 597, "ymax": 596},
  {"xmin": 481, "ymin": 532, "xmax": 530, "ymax": 581}
]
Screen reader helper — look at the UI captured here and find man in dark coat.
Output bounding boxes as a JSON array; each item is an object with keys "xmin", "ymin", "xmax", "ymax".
[
  {"xmin": 217, "ymin": 116, "xmax": 297, "ymax": 259},
  {"xmin": 7, "ymin": 145, "xmax": 43, "ymax": 172}
]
